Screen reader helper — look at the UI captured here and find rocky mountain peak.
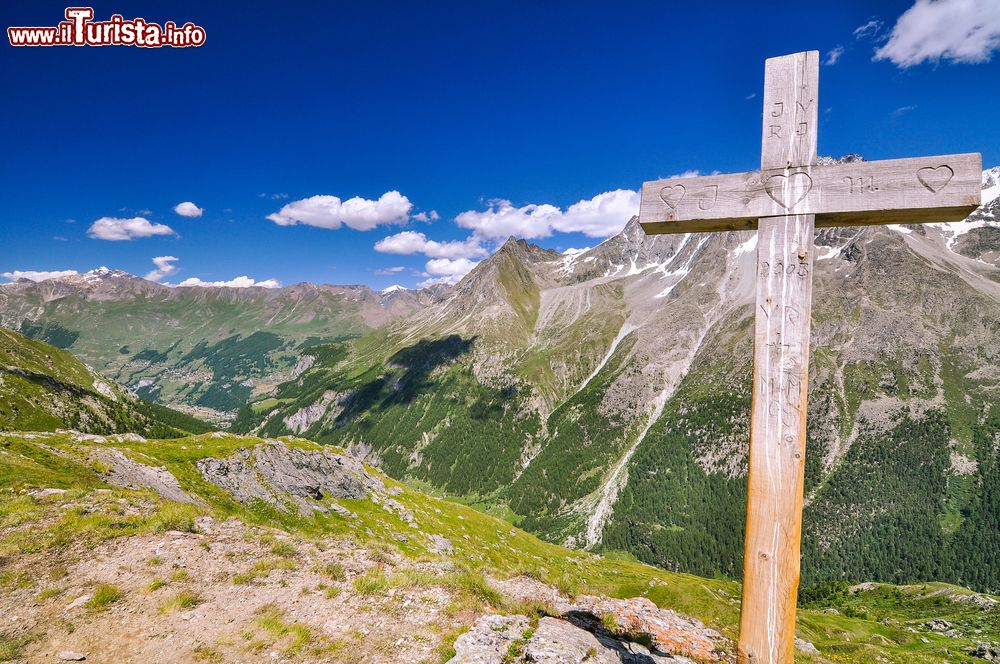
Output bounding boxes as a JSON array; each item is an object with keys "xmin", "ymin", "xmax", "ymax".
[
  {"xmin": 492, "ymin": 235, "xmax": 561, "ymax": 264},
  {"xmin": 816, "ymin": 153, "xmax": 865, "ymax": 166}
]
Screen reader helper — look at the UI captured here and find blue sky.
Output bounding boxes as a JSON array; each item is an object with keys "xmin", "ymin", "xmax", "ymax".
[{"xmin": 2, "ymin": 0, "xmax": 999, "ymax": 289}]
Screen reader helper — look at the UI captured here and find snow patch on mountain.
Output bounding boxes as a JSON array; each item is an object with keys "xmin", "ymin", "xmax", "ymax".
[
  {"xmin": 925, "ymin": 166, "xmax": 1000, "ymax": 249},
  {"xmin": 654, "ymin": 236, "xmax": 706, "ymax": 298},
  {"xmin": 733, "ymin": 234, "xmax": 758, "ymax": 257},
  {"xmin": 983, "ymin": 165, "xmax": 1000, "ymax": 203}
]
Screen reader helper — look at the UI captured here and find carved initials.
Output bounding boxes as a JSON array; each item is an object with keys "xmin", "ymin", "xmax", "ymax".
[
  {"xmin": 769, "ymin": 125, "xmax": 782, "ymax": 139},
  {"xmin": 758, "ymin": 303, "xmax": 802, "ymax": 322},
  {"xmin": 759, "ymin": 261, "xmax": 809, "ymax": 278},
  {"xmin": 697, "ymin": 185, "xmax": 719, "ymax": 211},
  {"xmin": 771, "ymin": 102, "xmax": 783, "ymax": 117},
  {"xmin": 844, "ymin": 175, "xmax": 878, "ymax": 194}
]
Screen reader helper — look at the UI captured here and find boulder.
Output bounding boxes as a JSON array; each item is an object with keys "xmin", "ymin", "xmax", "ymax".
[
  {"xmin": 522, "ymin": 617, "xmax": 618, "ymax": 663},
  {"xmin": 586, "ymin": 596, "xmax": 722, "ymax": 660},
  {"xmin": 196, "ymin": 441, "xmax": 384, "ymax": 511},
  {"xmin": 449, "ymin": 614, "xmax": 530, "ymax": 663},
  {"xmin": 970, "ymin": 642, "xmax": 1000, "ymax": 661},
  {"xmin": 89, "ymin": 447, "xmax": 197, "ymax": 505}
]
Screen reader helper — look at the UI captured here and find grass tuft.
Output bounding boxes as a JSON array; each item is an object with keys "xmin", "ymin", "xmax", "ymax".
[
  {"xmin": 191, "ymin": 643, "xmax": 223, "ymax": 662},
  {"xmin": 352, "ymin": 569, "xmax": 389, "ymax": 595},
  {"xmin": 160, "ymin": 589, "xmax": 202, "ymax": 613},
  {"xmin": 233, "ymin": 558, "xmax": 296, "ymax": 585},
  {"xmin": 315, "ymin": 561, "xmax": 346, "ymax": 581},
  {"xmin": 150, "ymin": 503, "xmax": 200, "ymax": 533},
  {"xmin": 87, "ymin": 583, "xmax": 122, "ymax": 611}
]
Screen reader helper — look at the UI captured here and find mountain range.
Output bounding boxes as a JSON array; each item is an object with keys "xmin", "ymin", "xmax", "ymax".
[
  {"xmin": 0, "ymin": 269, "xmax": 439, "ymax": 423},
  {"xmin": 3, "ymin": 164, "xmax": 999, "ymax": 595}
]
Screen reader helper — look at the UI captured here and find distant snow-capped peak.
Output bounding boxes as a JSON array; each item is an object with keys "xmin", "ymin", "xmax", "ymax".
[
  {"xmin": 982, "ymin": 165, "xmax": 1000, "ymax": 206},
  {"xmin": 82, "ymin": 267, "xmax": 131, "ymax": 280},
  {"xmin": 381, "ymin": 284, "xmax": 408, "ymax": 295}
]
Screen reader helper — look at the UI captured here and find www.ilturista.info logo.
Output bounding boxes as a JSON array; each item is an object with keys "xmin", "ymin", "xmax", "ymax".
[{"xmin": 8, "ymin": 7, "xmax": 206, "ymax": 48}]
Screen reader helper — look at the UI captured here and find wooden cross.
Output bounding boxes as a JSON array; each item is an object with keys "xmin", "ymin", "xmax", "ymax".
[{"xmin": 638, "ymin": 51, "xmax": 981, "ymax": 664}]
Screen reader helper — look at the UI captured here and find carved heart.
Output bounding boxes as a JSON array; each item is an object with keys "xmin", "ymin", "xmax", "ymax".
[
  {"xmin": 917, "ymin": 165, "xmax": 953, "ymax": 193},
  {"xmin": 659, "ymin": 184, "xmax": 686, "ymax": 210},
  {"xmin": 764, "ymin": 172, "xmax": 813, "ymax": 209}
]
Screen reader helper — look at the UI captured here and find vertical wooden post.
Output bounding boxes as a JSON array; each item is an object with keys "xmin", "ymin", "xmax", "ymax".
[
  {"xmin": 636, "ymin": 49, "xmax": 980, "ymax": 659},
  {"xmin": 738, "ymin": 51, "xmax": 818, "ymax": 664}
]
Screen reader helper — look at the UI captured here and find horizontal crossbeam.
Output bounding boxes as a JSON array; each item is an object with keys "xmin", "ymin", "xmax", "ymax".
[{"xmin": 639, "ymin": 153, "xmax": 982, "ymax": 235}]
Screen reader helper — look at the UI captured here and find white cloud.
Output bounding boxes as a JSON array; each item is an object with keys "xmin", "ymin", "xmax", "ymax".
[
  {"xmin": 875, "ymin": 0, "xmax": 1000, "ymax": 67},
  {"xmin": 1, "ymin": 269, "xmax": 78, "ymax": 282},
  {"xmin": 373, "ymin": 266, "xmax": 406, "ymax": 275},
  {"xmin": 455, "ymin": 200, "xmax": 561, "ymax": 240},
  {"xmin": 824, "ymin": 45, "xmax": 845, "ymax": 65},
  {"xmin": 174, "ymin": 201, "xmax": 203, "ymax": 217},
  {"xmin": 176, "ymin": 276, "xmax": 281, "ymax": 289},
  {"xmin": 412, "ymin": 210, "xmax": 440, "ymax": 222},
  {"xmin": 416, "ymin": 257, "xmax": 479, "ymax": 287},
  {"xmin": 455, "ymin": 189, "xmax": 639, "ymax": 240},
  {"xmin": 556, "ymin": 190, "xmax": 641, "ymax": 236},
  {"xmin": 892, "ymin": 104, "xmax": 917, "ymax": 117},
  {"xmin": 145, "ymin": 256, "xmax": 179, "ymax": 282},
  {"xmin": 854, "ymin": 18, "xmax": 884, "ymax": 39},
  {"xmin": 668, "ymin": 170, "xmax": 707, "ymax": 179},
  {"xmin": 267, "ymin": 191, "xmax": 413, "ymax": 231},
  {"xmin": 426, "ymin": 257, "xmax": 478, "ymax": 277},
  {"xmin": 87, "ymin": 216, "xmax": 177, "ymax": 241},
  {"xmin": 374, "ymin": 231, "xmax": 487, "ymax": 259},
  {"xmin": 562, "ymin": 247, "xmax": 591, "ymax": 255}
]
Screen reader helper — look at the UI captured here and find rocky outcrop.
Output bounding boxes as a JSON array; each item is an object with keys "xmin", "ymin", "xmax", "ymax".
[
  {"xmin": 448, "ymin": 611, "xmax": 709, "ymax": 664},
  {"xmin": 523, "ymin": 617, "xmax": 620, "ymax": 663},
  {"xmin": 970, "ymin": 642, "xmax": 1000, "ymax": 661},
  {"xmin": 450, "ymin": 614, "xmax": 530, "ymax": 664},
  {"xmin": 196, "ymin": 440, "xmax": 383, "ymax": 512},
  {"xmin": 89, "ymin": 447, "xmax": 198, "ymax": 505},
  {"xmin": 489, "ymin": 577, "xmax": 728, "ymax": 662},
  {"xmin": 586, "ymin": 596, "xmax": 721, "ymax": 660}
]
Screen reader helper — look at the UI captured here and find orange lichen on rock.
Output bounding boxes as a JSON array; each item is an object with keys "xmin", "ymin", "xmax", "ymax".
[{"xmin": 593, "ymin": 596, "xmax": 724, "ymax": 661}]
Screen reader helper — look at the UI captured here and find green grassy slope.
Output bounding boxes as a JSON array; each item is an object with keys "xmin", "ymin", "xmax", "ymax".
[
  {"xmin": 0, "ymin": 327, "xmax": 210, "ymax": 437},
  {"xmin": 1, "ymin": 431, "xmax": 997, "ymax": 663}
]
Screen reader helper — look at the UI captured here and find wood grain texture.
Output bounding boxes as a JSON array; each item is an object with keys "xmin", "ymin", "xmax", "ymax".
[
  {"xmin": 635, "ymin": 48, "xmax": 983, "ymax": 662},
  {"xmin": 738, "ymin": 51, "xmax": 817, "ymax": 664},
  {"xmin": 639, "ymin": 153, "xmax": 982, "ymax": 234},
  {"xmin": 760, "ymin": 51, "xmax": 818, "ymax": 170},
  {"xmin": 739, "ymin": 214, "xmax": 815, "ymax": 664}
]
